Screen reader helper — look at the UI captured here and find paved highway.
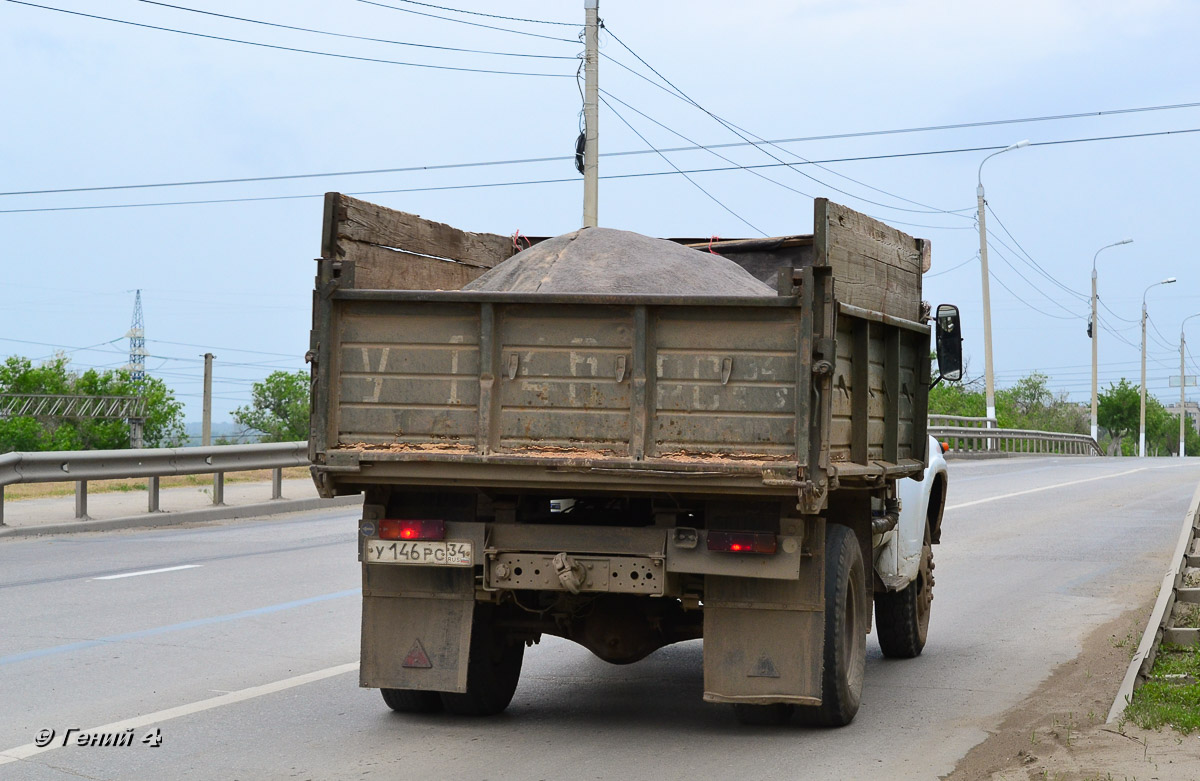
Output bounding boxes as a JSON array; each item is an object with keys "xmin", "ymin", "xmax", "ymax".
[{"xmin": 1, "ymin": 458, "xmax": 1197, "ymax": 780}]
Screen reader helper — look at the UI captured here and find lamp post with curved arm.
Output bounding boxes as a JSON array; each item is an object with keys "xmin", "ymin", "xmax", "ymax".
[
  {"xmin": 976, "ymin": 140, "xmax": 1030, "ymax": 442},
  {"xmin": 1179, "ymin": 312, "xmax": 1200, "ymax": 456},
  {"xmin": 1141, "ymin": 278, "xmax": 1177, "ymax": 457},
  {"xmin": 1090, "ymin": 239, "xmax": 1133, "ymax": 442}
]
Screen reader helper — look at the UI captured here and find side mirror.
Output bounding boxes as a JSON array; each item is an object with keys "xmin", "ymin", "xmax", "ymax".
[{"xmin": 935, "ymin": 304, "xmax": 963, "ymax": 382}]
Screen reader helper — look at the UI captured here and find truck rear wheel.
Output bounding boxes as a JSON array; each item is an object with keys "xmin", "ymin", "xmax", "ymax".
[
  {"xmin": 797, "ymin": 522, "xmax": 867, "ymax": 727},
  {"xmin": 439, "ymin": 605, "xmax": 524, "ymax": 716},
  {"xmin": 873, "ymin": 525, "xmax": 933, "ymax": 659},
  {"xmin": 380, "ymin": 688, "xmax": 443, "ymax": 713}
]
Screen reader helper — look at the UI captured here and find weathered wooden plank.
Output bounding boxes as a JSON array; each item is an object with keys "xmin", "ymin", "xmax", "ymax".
[
  {"xmin": 813, "ymin": 198, "xmax": 924, "ymax": 320},
  {"xmin": 344, "ymin": 243, "xmax": 488, "ymax": 291},
  {"xmin": 324, "ymin": 192, "xmax": 512, "ymax": 266}
]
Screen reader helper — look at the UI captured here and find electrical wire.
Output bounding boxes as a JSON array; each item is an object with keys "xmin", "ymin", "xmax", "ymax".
[
  {"xmin": 5, "ymin": 0, "xmax": 574, "ymax": 78},
  {"xmin": 987, "ymin": 263, "xmax": 1079, "ymax": 321},
  {"xmin": 6, "ymin": 128, "xmax": 1200, "ymax": 214},
  {"xmin": 984, "ymin": 203, "xmax": 1088, "ymax": 302},
  {"xmin": 131, "ymin": 0, "xmax": 574, "ymax": 59},
  {"xmin": 365, "ymin": 0, "xmax": 575, "ymax": 26},
  {"xmin": 598, "ymin": 93, "xmax": 766, "ymax": 236},
  {"xmin": 925, "ymin": 253, "xmax": 977, "ymax": 279},
  {"xmin": 353, "ymin": 0, "xmax": 577, "ymax": 43},
  {"xmin": 600, "ymin": 26, "xmax": 964, "ymax": 221}
]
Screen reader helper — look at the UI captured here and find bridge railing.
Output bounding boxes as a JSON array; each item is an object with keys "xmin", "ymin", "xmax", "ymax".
[
  {"xmin": 928, "ymin": 415, "xmax": 1102, "ymax": 456},
  {"xmin": 0, "ymin": 442, "xmax": 308, "ymax": 524}
]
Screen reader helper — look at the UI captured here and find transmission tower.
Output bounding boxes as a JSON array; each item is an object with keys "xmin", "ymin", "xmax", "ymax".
[
  {"xmin": 127, "ymin": 290, "xmax": 146, "ymax": 383},
  {"xmin": 125, "ymin": 290, "xmax": 147, "ymax": 447}
]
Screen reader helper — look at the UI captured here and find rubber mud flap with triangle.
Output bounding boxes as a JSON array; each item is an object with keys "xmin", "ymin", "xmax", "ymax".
[
  {"xmin": 402, "ymin": 639, "xmax": 433, "ymax": 669},
  {"xmin": 749, "ymin": 654, "xmax": 781, "ymax": 678}
]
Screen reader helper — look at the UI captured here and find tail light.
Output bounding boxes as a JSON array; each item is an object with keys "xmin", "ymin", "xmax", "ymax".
[
  {"xmin": 379, "ymin": 519, "xmax": 445, "ymax": 541},
  {"xmin": 707, "ymin": 530, "xmax": 777, "ymax": 554},
  {"xmin": 941, "ymin": 441, "xmax": 950, "ymax": 453}
]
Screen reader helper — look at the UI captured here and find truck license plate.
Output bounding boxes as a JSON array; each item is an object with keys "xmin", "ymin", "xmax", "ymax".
[{"xmin": 365, "ymin": 540, "xmax": 473, "ymax": 567}]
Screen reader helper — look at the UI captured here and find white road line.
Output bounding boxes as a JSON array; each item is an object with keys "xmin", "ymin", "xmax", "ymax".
[
  {"xmin": 0, "ymin": 662, "xmax": 359, "ymax": 766},
  {"xmin": 92, "ymin": 565, "xmax": 202, "ymax": 580},
  {"xmin": 945, "ymin": 467, "xmax": 1149, "ymax": 511}
]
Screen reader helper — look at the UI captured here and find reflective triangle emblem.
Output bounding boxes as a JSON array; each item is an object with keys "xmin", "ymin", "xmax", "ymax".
[
  {"xmin": 402, "ymin": 639, "xmax": 433, "ymax": 669},
  {"xmin": 749, "ymin": 654, "xmax": 780, "ymax": 678}
]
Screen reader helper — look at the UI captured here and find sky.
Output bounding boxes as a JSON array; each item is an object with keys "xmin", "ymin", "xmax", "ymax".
[{"xmin": 2, "ymin": 0, "xmax": 1199, "ymax": 426}]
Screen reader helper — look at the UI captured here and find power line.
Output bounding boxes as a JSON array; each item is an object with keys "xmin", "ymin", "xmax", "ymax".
[
  {"xmin": 598, "ymin": 94, "xmax": 766, "ymax": 236},
  {"xmin": 600, "ymin": 25, "xmax": 961, "ymax": 221},
  {"xmin": 6, "ymin": 0, "xmax": 574, "ymax": 78},
  {"xmin": 925, "ymin": 253, "xmax": 978, "ymax": 278},
  {"xmin": 353, "ymin": 0, "xmax": 577, "ymax": 43},
  {"xmin": 986, "ymin": 255, "xmax": 1080, "ymax": 321},
  {"xmin": 6, "ymin": 99, "xmax": 1199, "ymax": 197},
  {"xmin": 984, "ymin": 203, "xmax": 1088, "ymax": 302},
  {"xmin": 367, "ymin": 0, "xmax": 575, "ymax": 26},
  {"xmin": 5, "ymin": 128, "xmax": 1199, "ymax": 215},
  {"xmin": 132, "ymin": 0, "xmax": 574, "ymax": 60}
]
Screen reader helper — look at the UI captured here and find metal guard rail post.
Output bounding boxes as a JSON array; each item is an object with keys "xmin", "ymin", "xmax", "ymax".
[{"xmin": 0, "ymin": 442, "xmax": 308, "ymax": 525}]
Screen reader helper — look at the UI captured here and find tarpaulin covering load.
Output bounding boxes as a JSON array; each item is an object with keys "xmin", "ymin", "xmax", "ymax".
[{"xmin": 463, "ymin": 227, "xmax": 775, "ymax": 296}]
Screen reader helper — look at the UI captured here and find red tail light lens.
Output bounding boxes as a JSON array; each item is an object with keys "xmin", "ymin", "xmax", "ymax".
[
  {"xmin": 379, "ymin": 519, "xmax": 445, "ymax": 541},
  {"xmin": 707, "ymin": 530, "xmax": 777, "ymax": 554}
]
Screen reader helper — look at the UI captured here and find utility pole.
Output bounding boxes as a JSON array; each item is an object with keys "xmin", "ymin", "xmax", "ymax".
[
  {"xmin": 1090, "ymin": 239, "xmax": 1133, "ymax": 443},
  {"xmin": 1180, "ymin": 313, "xmax": 1200, "ymax": 457},
  {"xmin": 975, "ymin": 141, "xmax": 1029, "ymax": 445},
  {"xmin": 581, "ymin": 0, "xmax": 599, "ymax": 228},
  {"xmin": 1140, "ymin": 278, "xmax": 1176, "ymax": 457},
  {"xmin": 202, "ymin": 352, "xmax": 215, "ymax": 446}
]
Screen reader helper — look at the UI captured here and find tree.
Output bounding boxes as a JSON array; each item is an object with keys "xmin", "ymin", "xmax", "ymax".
[
  {"xmin": 233, "ymin": 370, "xmax": 310, "ymax": 442},
  {"xmin": 0, "ymin": 355, "xmax": 185, "ymax": 452},
  {"xmin": 1097, "ymin": 378, "xmax": 1139, "ymax": 455}
]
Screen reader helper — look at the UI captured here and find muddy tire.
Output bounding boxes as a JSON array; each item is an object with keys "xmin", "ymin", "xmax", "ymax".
[
  {"xmin": 440, "ymin": 606, "xmax": 524, "ymax": 716},
  {"xmin": 380, "ymin": 688, "xmax": 443, "ymax": 713},
  {"xmin": 733, "ymin": 702, "xmax": 794, "ymax": 726},
  {"xmin": 796, "ymin": 523, "xmax": 867, "ymax": 727},
  {"xmin": 874, "ymin": 525, "xmax": 933, "ymax": 659}
]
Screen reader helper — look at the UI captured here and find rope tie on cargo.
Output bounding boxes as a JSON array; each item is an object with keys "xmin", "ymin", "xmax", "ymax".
[
  {"xmin": 707, "ymin": 235, "xmax": 721, "ymax": 255},
  {"xmin": 512, "ymin": 229, "xmax": 531, "ymax": 252}
]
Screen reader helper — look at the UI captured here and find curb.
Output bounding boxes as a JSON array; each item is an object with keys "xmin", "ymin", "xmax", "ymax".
[
  {"xmin": 0, "ymin": 495, "xmax": 363, "ymax": 539},
  {"xmin": 1107, "ymin": 478, "xmax": 1200, "ymax": 722}
]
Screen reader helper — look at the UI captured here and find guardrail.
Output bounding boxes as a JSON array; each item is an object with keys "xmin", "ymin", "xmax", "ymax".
[
  {"xmin": 928, "ymin": 415, "xmax": 1102, "ymax": 456},
  {"xmin": 1109, "ymin": 479, "xmax": 1200, "ymax": 721},
  {"xmin": 0, "ymin": 442, "xmax": 308, "ymax": 525}
]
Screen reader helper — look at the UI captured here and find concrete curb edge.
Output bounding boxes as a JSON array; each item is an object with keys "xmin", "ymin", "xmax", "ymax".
[
  {"xmin": 1106, "ymin": 477, "xmax": 1200, "ymax": 722},
  {"xmin": 0, "ymin": 494, "xmax": 363, "ymax": 539}
]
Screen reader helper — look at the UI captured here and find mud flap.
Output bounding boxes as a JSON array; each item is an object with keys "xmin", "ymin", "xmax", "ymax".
[
  {"xmin": 702, "ymin": 521, "xmax": 825, "ymax": 705},
  {"xmin": 360, "ymin": 563, "xmax": 474, "ymax": 693}
]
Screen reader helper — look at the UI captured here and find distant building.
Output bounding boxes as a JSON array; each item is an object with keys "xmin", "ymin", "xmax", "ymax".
[{"xmin": 1165, "ymin": 400, "xmax": 1200, "ymax": 432}]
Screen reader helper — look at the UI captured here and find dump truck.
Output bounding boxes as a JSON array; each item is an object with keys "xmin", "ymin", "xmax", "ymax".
[{"xmin": 308, "ymin": 192, "xmax": 962, "ymax": 726}]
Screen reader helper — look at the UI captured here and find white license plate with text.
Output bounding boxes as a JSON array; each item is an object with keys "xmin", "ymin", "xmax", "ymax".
[{"xmin": 365, "ymin": 540, "xmax": 473, "ymax": 567}]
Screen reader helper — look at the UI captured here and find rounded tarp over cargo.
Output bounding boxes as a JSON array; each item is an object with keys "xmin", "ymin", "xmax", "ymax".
[{"xmin": 462, "ymin": 227, "xmax": 775, "ymax": 296}]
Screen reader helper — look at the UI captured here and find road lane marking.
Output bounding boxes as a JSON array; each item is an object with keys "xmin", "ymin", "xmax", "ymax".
[
  {"xmin": 92, "ymin": 565, "xmax": 202, "ymax": 580},
  {"xmin": 945, "ymin": 467, "xmax": 1150, "ymax": 511},
  {"xmin": 0, "ymin": 661, "xmax": 359, "ymax": 766},
  {"xmin": 0, "ymin": 588, "xmax": 361, "ymax": 667}
]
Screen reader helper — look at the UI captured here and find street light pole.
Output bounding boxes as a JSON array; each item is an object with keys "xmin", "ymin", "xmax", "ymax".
[
  {"xmin": 1180, "ymin": 313, "xmax": 1200, "ymax": 457},
  {"xmin": 1090, "ymin": 239, "xmax": 1133, "ymax": 443},
  {"xmin": 977, "ymin": 140, "xmax": 1029, "ymax": 435},
  {"xmin": 581, "ymin": 0, "xmax": 599, "ymax": 228},
  {"xmin": 1141, "ymin": 278, "xmax": 1177, "ymax": 457}
]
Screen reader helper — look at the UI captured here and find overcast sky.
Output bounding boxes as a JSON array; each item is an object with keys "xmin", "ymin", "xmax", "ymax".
[{"xmin": 3, "ymin": 0, "xmax": 1198, "ymax": 425}]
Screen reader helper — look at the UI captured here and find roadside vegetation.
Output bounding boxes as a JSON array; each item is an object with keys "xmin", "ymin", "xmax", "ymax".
[
  {"xmin": 0, "ymin": 355, "xmax": 185, "ymax": 451},
  {"xmin": 929, "ymin": 368, "xmax": 1199, "ymax": 456},
  {"xmin": 1123, "ymin": 644, "xmax": 1200, "ymax": 734}
]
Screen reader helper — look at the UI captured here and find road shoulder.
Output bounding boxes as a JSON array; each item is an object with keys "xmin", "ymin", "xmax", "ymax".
[{"xmin": 943, "ymin": 600, "xmax": 1200, "ymax": 780}]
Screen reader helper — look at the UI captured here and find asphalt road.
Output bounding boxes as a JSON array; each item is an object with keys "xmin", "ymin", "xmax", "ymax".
[{"xmin": 1, "ymin": 457, "xmax": 1197, "ymax": 780}]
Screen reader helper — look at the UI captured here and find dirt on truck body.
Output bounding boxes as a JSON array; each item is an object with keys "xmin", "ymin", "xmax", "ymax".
[{"xmin": 308, "ymin": 192, "xmax": 961, "ymax": 725}]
